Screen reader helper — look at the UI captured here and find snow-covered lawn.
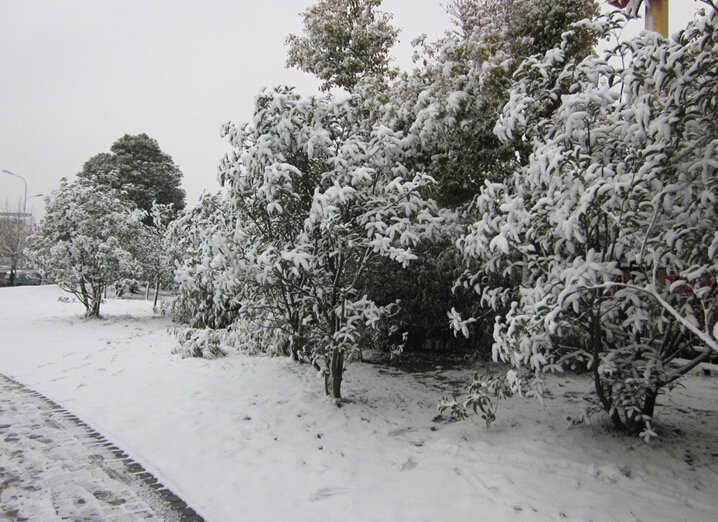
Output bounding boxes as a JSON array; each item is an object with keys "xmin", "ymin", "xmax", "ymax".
[{"xmin": 2, "ymin": 285, "xmax": 717, "ymax": 521}]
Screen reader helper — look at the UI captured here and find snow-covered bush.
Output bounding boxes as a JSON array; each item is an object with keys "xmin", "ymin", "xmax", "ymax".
[
  {"xmin": 167, "ymin": 193, "xmax": 240, "ymax": 329},
  {"xmin": 453, "ymin": 6, "xmax": 718, "ymax": 438},
  {"xmin": 171, "ymin": 327, "xmax": 227, "ymax": 359},
  {"xmin": 27, "ymin": 179, "xmax": 145, "ymax": 318},
  {"xmin": 113, "ymin": 278, "xmax": 142, "ymax": 296}
]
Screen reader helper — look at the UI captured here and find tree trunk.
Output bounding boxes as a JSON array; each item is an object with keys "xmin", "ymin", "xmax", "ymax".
[
  {"xmin": 86, "ymin": 283, "xmax": 103, "ymax": 318},
  {"xmin": 145, "ymin": 280, "xmax": 151, "ymax": 301},
  {"xmin": 152, "ymin": 276, "xmax": 160, "ymax": 310},
  {"xmin": 9, "ymin": 260, "xmax": 17, "ymax": 285},
  {"xmin": 325, "ymin": 348, "xmax": 344, "ymax": 399},
  {"xmin": 623, "ymin": 389, "xmax": 658, "ymax": 434},
  {"xmin": 78, "ymin": 278, "xmax": 91, "ymax": 311},
  {"xmin": 643, "ymin": 390, "xmax": 657, "ymax": 419},
  {"xmin": 86, "ymin": 295, "xmax": 102, "ymax": 318},
  {"xmin": 290, "ymin": 334, "xmax": 305, "ymax": 362}
]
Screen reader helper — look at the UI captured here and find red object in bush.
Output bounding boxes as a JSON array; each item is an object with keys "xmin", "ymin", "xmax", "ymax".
[{"xmin": 607, "ymin": 0, "xmax": 630, "ymax": 8}]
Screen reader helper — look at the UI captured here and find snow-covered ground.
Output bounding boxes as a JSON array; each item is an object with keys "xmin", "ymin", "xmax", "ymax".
[{"xmin": 2, "ymin": 285, "xmax": 717, "ymax": 521}]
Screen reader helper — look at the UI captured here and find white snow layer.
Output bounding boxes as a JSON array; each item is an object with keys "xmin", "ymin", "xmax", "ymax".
[{"xmin": 2, "ymin": 285, "xmax": 717, "ymax": 521}]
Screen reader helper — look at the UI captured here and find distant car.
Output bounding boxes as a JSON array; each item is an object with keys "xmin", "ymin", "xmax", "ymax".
[
  {"xmin": 0, "ymin": 271, "xmax": 9, "ymax": 287},
  {"xmin": 14, "ymin": 270, "xmax": 43, "ymax": 286}
]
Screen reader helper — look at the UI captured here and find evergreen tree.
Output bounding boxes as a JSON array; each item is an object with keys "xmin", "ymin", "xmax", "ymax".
[{"xmin": 77, "ymin": 133, "xmax": 186, "ymax": 223}]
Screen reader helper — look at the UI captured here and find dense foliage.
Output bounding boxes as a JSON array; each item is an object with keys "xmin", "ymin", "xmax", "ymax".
[
  {"xmin": 168, "ymin": 192, "xmax": 240, "ymax": 330},
  {"xmin": 213, "ymin": 87, "xmax": 450, "ymax": 397},
  {"xmin": 449, "ymin": 6, "xmax": 718, "ymax": 438},
  {"xmin": 169, "ymin": 0, "xmax": 717, "ymax": 437},
  {"xmin": 378, "ymin": 0, "xmax": 599, "ymax": 207},
  {"xmin": 286, "ymin": 0, "xmax": 398, "ymax": 92},
  {"xmin": 77, "ymin": 133, "xmax": 186, "ymax": 223}
]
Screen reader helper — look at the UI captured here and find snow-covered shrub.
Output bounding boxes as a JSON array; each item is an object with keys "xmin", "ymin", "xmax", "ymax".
[
  {"xmin": 439, "ymin": 372, "xmax": 513, "ymax": 427},
  {"xmin": 27, "ymin": 179, "xmax": 145, "ymax": 318},
  {"xmin": 171, "ymin": 327, "xmax": 227, "ymax": 359},
  {"xmin": 113, "ymin": 278, "xmax": 142, "ymax": 296},
  {"xmin": 453, "ymin": 6, "xmax": 718, "ymax": 438},
  {"xmin": 346, "ymin": 0, "xmax": 601, "ymax": 356},
  {"xmin": 167, "ymin": 193, "xmax": 241, "ymax": 329}
]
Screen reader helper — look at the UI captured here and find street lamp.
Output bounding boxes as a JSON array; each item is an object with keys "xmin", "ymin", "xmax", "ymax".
[{"xmin": 1, "ymin": 169, "xmax": 28, "ymax": 214}]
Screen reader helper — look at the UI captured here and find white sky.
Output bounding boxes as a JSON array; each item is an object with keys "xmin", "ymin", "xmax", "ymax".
[{"xmin": 0, "ymin": 1, "xmax": 705, "ymax": 217}]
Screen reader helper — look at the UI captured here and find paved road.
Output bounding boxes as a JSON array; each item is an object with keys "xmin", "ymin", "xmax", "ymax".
[{"xmin": 0, "ymin": 374, "xmax": 204, "ymax": 521}]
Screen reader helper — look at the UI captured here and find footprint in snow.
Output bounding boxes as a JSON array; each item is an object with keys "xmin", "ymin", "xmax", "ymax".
[
  {"xmin": 309, "ymin": 487, "xmax": 348, "ymax": 502},
  {"xmin": 388, "ymin": 426, "xmax": 417, "ymax": 437}
]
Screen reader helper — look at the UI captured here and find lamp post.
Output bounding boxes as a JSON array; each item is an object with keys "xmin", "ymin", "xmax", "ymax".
[{"xmin": 1, "ymin": 169, "xmax": 28, "ymax": 214}]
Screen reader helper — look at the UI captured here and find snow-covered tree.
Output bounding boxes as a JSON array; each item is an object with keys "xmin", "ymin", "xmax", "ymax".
[
  {"xmin": 452, "ymin": 6, "xmax": 718, "ymax": 438},
  {"xmin": 218, "ymin": 86, "xmax": 447, "ymax": 398},
  {"xmin": 379, "ymin": 0, "xmax": 599, "ymax": 207},
  {"xmin": 286, "ymin": 0, "xmax": 398, "ymax": 92},
  {"xmin": 27, "ymin": 180, "xmax": 145, "ymax": 318}
]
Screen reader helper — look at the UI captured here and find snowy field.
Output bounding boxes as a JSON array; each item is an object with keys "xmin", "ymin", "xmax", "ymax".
[{"xmin": 2, "ymin": 285, "xmax": 717, "ymax": 521}]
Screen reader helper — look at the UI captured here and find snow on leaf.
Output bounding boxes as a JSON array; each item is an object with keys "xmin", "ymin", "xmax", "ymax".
[{"xmin": 489, "ymin": 234, "xmax": 510, "ymax": 255}]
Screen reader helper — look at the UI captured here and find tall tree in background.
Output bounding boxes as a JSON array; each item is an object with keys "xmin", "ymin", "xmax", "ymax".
[
  {"xmin": 77, "ymin": 133, "xmax": 186, "ymax": 223},
  {"xmin": 286, "ymin": 0, "xmax": 398, "ymax": 92}
]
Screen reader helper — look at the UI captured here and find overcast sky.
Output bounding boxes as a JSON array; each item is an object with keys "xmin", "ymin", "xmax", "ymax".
[{"xmin": 0, "ymin": 0, "xmax": 704, "ymax": 217}]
